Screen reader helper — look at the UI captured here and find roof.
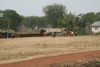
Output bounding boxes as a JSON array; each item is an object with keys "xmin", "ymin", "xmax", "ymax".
[
  {"xmin": 90, "ymin": 21, "xmax": 100, "ymax": 26},
  {"xmin": 0, "ymin": 29, "xmax": 15, "ymax": 33},
  {"xmin": 40, "ymin": 28, "xmax": 67, "ymax": 33},
  {"xmin": 30, "ymin": 29, "xmax": 42, "ymax": 33}
]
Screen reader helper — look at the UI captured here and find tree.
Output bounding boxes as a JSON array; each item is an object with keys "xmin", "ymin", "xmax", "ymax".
[
  {"xmin": 85, "ymin": 12, "xmax": 97, "ymax": 24},
  {"xmin": 61, "ymin": 12, "xmax": 75, "ymax": 33},
  {"xmin": 3, "ymin": 9, "xmax": 22, "ymax": 31},
  {"xmin": 78, "ymin": 14, "xmax": 87, "ymax": 32},
  {"xmin": 43, "ymin": 3, "xmax": 67, "ymax": 28},
  {"xmin": 96, "ymin": 12, "xmax": 100, "ymax": 21},
  {"xmin": 0, "ymin": 14, "xmax": 11, "ymax": 30},
  {"xmin": 22, "ymin": 16, "xmax": 48, "ymax": 29}
]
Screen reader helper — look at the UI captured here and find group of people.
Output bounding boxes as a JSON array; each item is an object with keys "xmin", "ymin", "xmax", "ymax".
[{"xmin": 52, "ymin": 31, "xmax": 78, "ymax": 38}]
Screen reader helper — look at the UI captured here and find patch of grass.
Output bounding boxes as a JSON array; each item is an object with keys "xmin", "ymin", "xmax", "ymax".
[{"xmin": 0, "ymin": 36, "xmax": 100, "ymax": 64}]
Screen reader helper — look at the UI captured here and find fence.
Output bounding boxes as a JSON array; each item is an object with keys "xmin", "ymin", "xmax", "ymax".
[{"xmin": 8, "ymin": 33, "xmax": 51, "ymax": 38}]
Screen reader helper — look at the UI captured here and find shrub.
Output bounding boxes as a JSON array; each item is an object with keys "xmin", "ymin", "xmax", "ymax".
[{"xmin": 79, "ymin": 31, "xmax": 89, "ymax": 35}]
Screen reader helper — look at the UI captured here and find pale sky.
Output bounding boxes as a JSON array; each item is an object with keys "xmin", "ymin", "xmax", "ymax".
[{"xmin": 0, "ymin": 0, "xmax": 100, "ymax": 17}]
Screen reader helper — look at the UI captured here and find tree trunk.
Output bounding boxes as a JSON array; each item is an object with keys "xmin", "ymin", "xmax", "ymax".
[{"xmin": 83, "ymin": 27, "xmax": 84, "ymax": 32}]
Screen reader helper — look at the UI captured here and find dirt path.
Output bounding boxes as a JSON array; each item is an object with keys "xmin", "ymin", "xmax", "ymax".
[{"xmin": 0, "ymin": 50, "xmax": 100, "ymax": 67}]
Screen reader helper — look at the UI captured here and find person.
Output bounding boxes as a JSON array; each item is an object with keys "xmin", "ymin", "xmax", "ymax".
[
  {"xmin": 11, "ymin": 33, "xmax": 14, "ymax": 39},
  {"xmin": 75, "ymin": 32, "xmax": 78, "ymax": 36},
  {"xmin": 64, "ymin": 31, "xmax": 67, "ymax": 36},
  {"xmin": 52, "ymin": 32, "xmax": 56, "ymax": 38}
]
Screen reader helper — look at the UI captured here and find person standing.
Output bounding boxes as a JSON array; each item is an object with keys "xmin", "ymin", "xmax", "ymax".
[
  {"xmin": 52, "ymin": 32, "xmax": 56, "ymax": 38},
  {"xmin": 11, "ymin": 33, "xmax": 14, "ymax": 39}
]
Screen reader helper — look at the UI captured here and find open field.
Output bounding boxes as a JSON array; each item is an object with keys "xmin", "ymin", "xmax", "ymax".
[{"xmin": 0, "ymin": 36, "xmax": 100, "ymax": 64}]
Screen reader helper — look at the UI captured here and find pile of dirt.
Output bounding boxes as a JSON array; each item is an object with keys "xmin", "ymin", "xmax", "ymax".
[{"xmin": 50, "ymin": 58, "xmax": 100, "ymax": 67}]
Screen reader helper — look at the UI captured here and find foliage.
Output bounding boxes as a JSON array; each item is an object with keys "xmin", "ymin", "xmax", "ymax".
[
  {"xmin": 22, "ymin": 16, "xmax": 48, "ymax": 29},
  {"xmin": 73, "ymin": 27, "xmax": 81, "ymax": 32},
  {"xmin": 79, "ymin": 31, "xmax": 89, "ymax": 35},
  {"xmin": 43, "ymin": 3, "xmax": 67, "ymax": 28},
  {"xmin": 0, "ymin": 9, "xmax": 22, "ymax": 31},
  {"xmin": 96, "ymin": 32, "xmax": 100, "ymax": 34},
  {"xmin": 0, "ymin": 17, "xmax": 11, "ymax": 29},
  {"xmin": 96, "ymin": 12, "xmax": 100, "ymax": 21},
  {"xmin": 77, "ymin": 14, "xmax": 87, "ymax": 31},
  {"xmin": 85, "ymin": 12, "xmax": 97, "ymax": 25}
]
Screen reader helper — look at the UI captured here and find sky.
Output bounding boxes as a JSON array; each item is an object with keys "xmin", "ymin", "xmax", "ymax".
[{"xmin": 0, "ymin": 0, "xmax": 100, "ymax": 17}]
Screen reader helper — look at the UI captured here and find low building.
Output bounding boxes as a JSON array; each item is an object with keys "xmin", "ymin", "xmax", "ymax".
[
  {"xmin": 30, "ymin": 29, "xmax": 46, "ymax": 34},
  {"xmin": 0, "ymin": 29, "xmax": 15, "ymax": 38},
  {"xmin": 40, "ymin": 28, "xmax": 67, "ymax": 33},
  {"xmin": 90, "ymin": 21, "xmax": 100, "ymax": 33}
]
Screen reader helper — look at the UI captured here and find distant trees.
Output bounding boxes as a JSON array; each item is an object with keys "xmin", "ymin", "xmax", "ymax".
[
  {"xmin": 22, "ymin": 16, "xmax": 48, "ymax": 29},
  {"xmin": 43, "ymin": 3, "xmax": 67, "ymax": 28},
  {"xmin": 96, "ymin": 12, "xmax": 100, "ymax": 21},
  {"xmin": 77, "ymin": 14, "xmax": 87, "ymax": 32},
  {"xmin": 0, "ymin": 9, "xmax": 22, "ymax": 32},
  {"xmin": 1, "ymin": 4, "xmax": 100, "ymax": 35}
]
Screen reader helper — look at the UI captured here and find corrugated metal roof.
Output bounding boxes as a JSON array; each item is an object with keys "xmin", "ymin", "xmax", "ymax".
[{"xmin": 90, "ymin": 21, "xmax": 100, "ymax": 26}]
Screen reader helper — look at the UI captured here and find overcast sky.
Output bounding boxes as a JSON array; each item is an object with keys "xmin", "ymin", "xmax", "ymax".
[{"xmin": 0, "ymin": 0, "xmax": 100, "ymax": 17}]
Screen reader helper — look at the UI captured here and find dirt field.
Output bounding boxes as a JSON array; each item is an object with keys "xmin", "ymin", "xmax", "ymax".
[{"xmin": 0, "ymin": 36, "xmax": 100, "ymax": 64}]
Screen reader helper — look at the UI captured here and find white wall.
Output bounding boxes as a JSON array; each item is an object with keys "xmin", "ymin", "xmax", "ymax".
[{"xmin": 91, "ymin": 27, "xmax": 100, "ymax": 33}]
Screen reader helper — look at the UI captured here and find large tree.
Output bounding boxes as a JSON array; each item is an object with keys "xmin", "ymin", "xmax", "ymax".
[
  {"xmin": 43, "ymin": 3, "xmax": 67, "ymax": 28},
  {"xmin": 85, "ymin": 12, "xmax": 97, "ymax": 24},
  {"xmin": 2, "ymin": 9, "xmax": 22, "ymax": 31},
  {"xmin": 96, "ymin": 12, "xmax": 100, "ymax": 21}
]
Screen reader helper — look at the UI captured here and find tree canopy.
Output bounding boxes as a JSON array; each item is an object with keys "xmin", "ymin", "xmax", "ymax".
[
  {"xmin": 0, "ymin": 9, "xmax": 22, "ymax": 32},
  {"xmin": 43, "ymin": 3, "xmax": 67, "ymax": 28}
]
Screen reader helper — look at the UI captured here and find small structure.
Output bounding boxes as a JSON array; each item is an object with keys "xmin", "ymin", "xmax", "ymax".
[
  {"xmin": 40, "ymin": 28, "xmax": 67, "ymax": 33},
  {"xmin": 0, "ymin": 29, "xmax": 15, "ymax": 38},
  {"xmin": 90, "ymin": 21, "xmax": 100, "ymax": 33},
  {"xmin": 30, "ymin": 29, "xmax": 46, "ymax": 34}
]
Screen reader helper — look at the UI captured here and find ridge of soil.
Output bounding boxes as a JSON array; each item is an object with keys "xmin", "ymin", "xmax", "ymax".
[{"xmin": 0, "ymin": 50, "xmax": 100, "ymax": 67}]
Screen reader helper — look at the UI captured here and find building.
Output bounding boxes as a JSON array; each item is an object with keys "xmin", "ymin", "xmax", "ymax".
[
  {"xmin": 90, "ymin": 21, "xmax": 100, "ymax": 33},
  {"xmin": 0, "ymin": 29, "xmax": 15, "ymax": 38},
  {"xmin": 40, "ymin": 28, "xmax": 67, "ymax": 33}
]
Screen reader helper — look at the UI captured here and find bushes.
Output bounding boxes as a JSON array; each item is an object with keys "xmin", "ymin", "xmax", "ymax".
[
  {"xmin": 96, "ymin": 32, "xmax": 100, "ymax": 35},
  {"xmin": 78, "ymin": 31, "xmax": 89, "ymax": 35},
  {"xmin": 73, "ymin": 27, "xmax": 89, "ymax": 35}
]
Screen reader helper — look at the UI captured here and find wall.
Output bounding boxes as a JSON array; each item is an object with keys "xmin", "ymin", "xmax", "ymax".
[
  {"xmin": 9, "ymin": 33, "xmax": 50, "ymax": 38},
  {"xmin": 91, "ymin": 26, "xmax": 100, "ymax": 33}
]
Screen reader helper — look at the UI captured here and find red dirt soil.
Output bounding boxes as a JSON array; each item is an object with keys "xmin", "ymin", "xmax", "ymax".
[{"xmin": 0, "ymin": 50, "xmax": 100, "ymax": 67}]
